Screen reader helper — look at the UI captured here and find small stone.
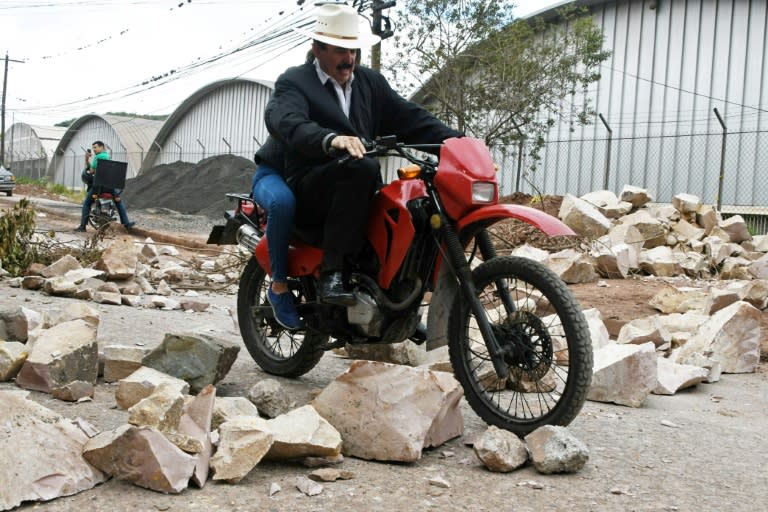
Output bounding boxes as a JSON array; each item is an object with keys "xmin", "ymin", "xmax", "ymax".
[
  {"xmin": 660, "ymin": 419, "xmax": 680, "ymax": 428},
  {"xmin": 427, "ymin": 476, "xmax": 451, "ymax": 489},
  {"xmin": 517, "ymin": 480, "xmax": 544, "ymax": 489},
  {"xmin": 308, "ymin": 468, "xmax": 355, "ymax": 482},
  {"xmin": 295, "ymin": 476, "xmax": 323, "ymax": 496},
  {"xmin": 268, "ymin": 482, "xmax": 281, "ymax": 496}
]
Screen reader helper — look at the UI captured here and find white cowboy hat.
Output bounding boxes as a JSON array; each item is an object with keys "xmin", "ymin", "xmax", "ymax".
[{"xmin": 293, "ymin": 3, "xmax": 381, "ymax": 49}]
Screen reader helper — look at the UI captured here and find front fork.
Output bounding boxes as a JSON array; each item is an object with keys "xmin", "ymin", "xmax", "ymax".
[
  {"xmin": 475, "ymin": 229, "xmax": 517, "ymax": 315},
  {"xmin": 440, "ymin": 223, "xmax": 509, "ymax": 379}
]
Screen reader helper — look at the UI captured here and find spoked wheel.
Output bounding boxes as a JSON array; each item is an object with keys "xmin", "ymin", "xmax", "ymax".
[
  {"xmin": 448, "ymin": 256, "xmax": 592, "ymax": 436},
  {"xmin": 88, "ymin": 205, "xmax": 113, "ymax": 230},
  {"xmin": 237, "ymin": 256, "xmax": 326, "ymax": 377}
]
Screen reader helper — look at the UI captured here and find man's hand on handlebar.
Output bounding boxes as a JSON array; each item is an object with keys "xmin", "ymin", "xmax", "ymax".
[{"xmin": 331, "ymin": 135, "xmax": 366, "ymax": 160}]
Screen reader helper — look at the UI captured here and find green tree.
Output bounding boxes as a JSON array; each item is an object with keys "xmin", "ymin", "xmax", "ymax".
[{"xmin": 385, "ymin": 0, "xmax": 610, "ymax": 154}]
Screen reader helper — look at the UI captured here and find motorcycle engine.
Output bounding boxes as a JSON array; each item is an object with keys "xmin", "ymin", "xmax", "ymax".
[{"xmin": 346, "ymin": 290, "xmax": 384, "ymax": 336}]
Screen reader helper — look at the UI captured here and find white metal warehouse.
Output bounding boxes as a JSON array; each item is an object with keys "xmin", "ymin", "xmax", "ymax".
[{"xmin": 510, "ymin": 0, "xmax": 768, "ymax": 216}]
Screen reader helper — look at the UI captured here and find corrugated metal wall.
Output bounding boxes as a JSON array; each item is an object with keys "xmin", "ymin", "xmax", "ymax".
[
  {"xmin": 151, "ymin": 80, "xmax": 273, "ymax": 166},
  {"xmin": 4, "ymin": 123, "xmax": 51, "ymax": 180},
  {"xmin": 508, "ymin": 0, "xmax": 768, "ymax": 209}
]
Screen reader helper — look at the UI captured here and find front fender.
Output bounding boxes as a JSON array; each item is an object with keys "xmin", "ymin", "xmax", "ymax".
[
  {"xmin": 426, "ymin": 204, "xmax": 574, "ymax": 351},
  {"xmin": 456, "ymin": 204, "xmax": 575, "ymax": 237}
]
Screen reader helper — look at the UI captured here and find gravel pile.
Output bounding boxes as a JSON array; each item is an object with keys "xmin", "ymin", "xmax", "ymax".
[{"xmin": 122, "ymin": 154, "xmax": 256, "ymax": 221}]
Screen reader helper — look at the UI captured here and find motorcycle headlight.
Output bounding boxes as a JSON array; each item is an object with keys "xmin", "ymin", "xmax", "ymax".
[{"xmin": 472, "ymin": 182, "xmax": 495, "ymax": 203}]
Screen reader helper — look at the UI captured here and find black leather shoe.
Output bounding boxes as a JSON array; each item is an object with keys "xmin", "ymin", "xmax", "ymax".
[{"xmin": 318, "ymin": 272, "xmax": 355, "ymax": 306}]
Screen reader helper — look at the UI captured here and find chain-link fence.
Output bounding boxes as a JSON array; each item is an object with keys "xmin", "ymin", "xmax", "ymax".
[{"xmin": 494, "ymin": 127, "xmax": 768, "ymax": 234}]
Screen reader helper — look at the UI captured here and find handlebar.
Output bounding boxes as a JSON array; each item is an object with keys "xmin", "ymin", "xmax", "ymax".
[{"xmin": 336, "ymin": 136, "xmax": 441, "ymax": 169}]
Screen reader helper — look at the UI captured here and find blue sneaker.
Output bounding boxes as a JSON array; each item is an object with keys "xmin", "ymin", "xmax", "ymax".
[{"xmin": 267, "ymin": 287, "xmax": 301, "ymax": 330}]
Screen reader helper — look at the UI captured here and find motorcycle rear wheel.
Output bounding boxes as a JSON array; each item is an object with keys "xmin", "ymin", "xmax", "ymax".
[
  {"xmin": 448, "ymin": 256, "xmax": 592, "ymax": 436},
  {"xmin": 237, "ymin": 256, "xmax": 326, "ymax": 377},
  {"xmin": 88, "ymin": 204, "xmax": 114, "ymax": 230}
]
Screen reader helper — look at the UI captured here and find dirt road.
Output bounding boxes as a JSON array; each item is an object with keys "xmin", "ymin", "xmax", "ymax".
[{"xmin": 1, "ymin": 192, "xmax": 766, "ymax": 512}]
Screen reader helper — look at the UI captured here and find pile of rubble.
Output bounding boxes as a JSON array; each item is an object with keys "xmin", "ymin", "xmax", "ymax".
[
  {"xmin": 1, "ymin": 235, "xmax": 243, "ymax": 310},
  {"xmin": 0, "ymin": 184, "xmax": 765, "ymax": 509},
  {"xmin": 0, "ymin": 286, "xmax": 586, "ymax": 510},
  {"xmin": 551, "ymin": 185, "xmax": 768, "ymax": 282}
]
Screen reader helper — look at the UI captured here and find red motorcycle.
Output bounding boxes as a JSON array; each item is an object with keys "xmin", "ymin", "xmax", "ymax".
[{"xmin": 208, "ymin": 136, "xmax": 592, "ymax": 435}]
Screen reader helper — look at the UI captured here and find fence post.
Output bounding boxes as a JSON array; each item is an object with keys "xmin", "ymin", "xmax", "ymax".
[
  {"xmin": 599, "ymin": 113, "xmax": 612, "ymax": 190},
  {"xmin": 713, "ymin": 108, "xmax": 726, "ymax": 211},
  {"xmin": 515, "ymin": 139, "xmax": 524, "ymax": 192},
  {"xmin": 510, "ymin": 119, "xmax": 525, "ymax": 193},
  {"xmin": 197, "ymin": 138, "xmax": 205, "ymax": 160},
  {"xmin": 222, "ymin": 137, "xmax": 231, "ymax": 154},
  {"xmin": 173, "ymin": 141, "xmax": 182, "ymax": 161}
]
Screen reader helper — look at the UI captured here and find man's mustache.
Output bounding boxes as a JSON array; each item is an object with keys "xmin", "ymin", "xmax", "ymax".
[{"xmin": 337, "ymin": 62, "xmax": 354, "ymax": 71}]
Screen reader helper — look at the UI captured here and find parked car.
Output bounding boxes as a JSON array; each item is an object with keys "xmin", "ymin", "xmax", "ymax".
[{"xmin": 0, "ymin": 165, "xmax": 16, "ymax": 196}]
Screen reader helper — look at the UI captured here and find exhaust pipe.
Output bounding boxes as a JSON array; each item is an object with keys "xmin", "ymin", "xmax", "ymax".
[{"xmin": 236, "ymin": 224, "xmax": 261, "ymax": 253}]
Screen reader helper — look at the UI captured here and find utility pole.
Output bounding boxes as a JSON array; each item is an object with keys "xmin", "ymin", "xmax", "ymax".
[
  {"xmin": 370, "ymin": 0, "xmax": 396, "ymax": 71},
  {"xmin": 1, "ymin": 53, "xmax": 24, "ymax": 167}
]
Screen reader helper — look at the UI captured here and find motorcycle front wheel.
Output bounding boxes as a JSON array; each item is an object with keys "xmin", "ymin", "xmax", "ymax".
[
  {"xmin": 237, "ymin": 256, "xmax": 326, "ymax": 377},
  {"xmin": 448, "ymin": 256, "xmax": 592, "ymax": 436}
]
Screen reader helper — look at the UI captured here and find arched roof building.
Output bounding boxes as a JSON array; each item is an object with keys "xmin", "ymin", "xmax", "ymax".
[
  {"xmin": 139, "ymin": 78, "xmax": 274, "ymax": 175},
  {"xmin": 3, "ymin": 123, "xmax": 66, "ymax": 180},
  {"xmin": 48, "ymin": 114, "xmax": 163, "ymax": 189}
]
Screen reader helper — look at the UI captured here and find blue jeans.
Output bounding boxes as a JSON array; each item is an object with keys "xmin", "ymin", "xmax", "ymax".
[
  {"xmin": 79, "ymin": 188, "xmax": 94, "ymax": 228},
  {"xmin": 113, "ymin": 188, "xmax": 132, "ymax": 225},
  {"xmin": 251, "ymin": 165, "xmax": 295, "ymax": 283}
]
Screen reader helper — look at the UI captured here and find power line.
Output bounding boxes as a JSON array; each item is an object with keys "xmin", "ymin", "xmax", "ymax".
[
  {"xmin": 600, "ymin": 63, "xmax": 768, "ymax": 115},
  {"xmin": 9, "ymin": 3, "xmax": 314, "ymax": 117}
]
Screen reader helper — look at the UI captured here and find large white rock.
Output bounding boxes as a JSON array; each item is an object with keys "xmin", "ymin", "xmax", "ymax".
[
  {"xmin": 262, "ymin": 405, "xmax": 343, "ymax": 460},
  {"xmin": 671, "ymin": 193, "xmax": 701, "ymax": 214},
  {"xmin": 15, "ymin": 319, "xmax": 99, "ymax": 394},
  {"xmin": 524, "ymin": 425, "xmax": 589, "ymax": 474},
  {"xmin": 0, "ymin": 340, "xmax": 29, "ymax": 381},
  {"xmin": 0, "ymin": 390, "xmax": 106, "ymax": 510},
  {"xmin": 115, "ymin": 366, "xmax": 190, "ymax": 410},
  {"xmin": 584, "ymin": 308, "xmax": 611, "ymax": 351},
  {"xmin": 588, "ymin": 342, "xmax": 657, "ymax": 407},
  {"xmin": 212, "ymin": 396, "xmax": 260, "ymax": 431},
  {"xmin": 617, "ymin": 316, "xmax": 664, "ymax": 346},
  {"xmin": 619, "ymin": 210, "xmax": 666, "ymax": 248},
  {"xmin": 0, "ymin": 305, "xmax": 42, "ymax": 342},
  {"xmin": 311, "ymin": 360, "xmax": 464, "ymax": 462},
  {"xmin": 654, "ymin": 357, "xmax": 709, "ymax": 395},
  {"xmin": 720, "ymin": 215, "xmax": 752, "ymax": 243},
  {"xmin": 94, "ymin": 236, "xmax": 139, "ymax": 280},
  {"xmin": 510, "ymin": 243, "xmax": 550, "ymax": 264},
  {"xmin": 83, "ymin": 425, "xmax": 196, "ymax": 493},
  {"xmin": 210, "ymin": 416, "xmax": 273, "ymax": 483},
  {"xmin": 558, "ymin": 194, "xmax": 612, "ymax": 238},
  {"xmin": 670, "ymin": 301, "xmax": 761, "ymax": 373},
  {"xmin": 639, "ymin": 246, "xmax": 683, "ymax": 277},
  {"xmin": 619, "ymin": 185, "xmax": 652, "ymax": 207},
  {"xmin": 473, "ymin": 426, "xmax": 528, "ymax": 472},
  {"xmin": 178, "ymin": 384, "xmax": 216, "ymax": 488},
  {"xmin": 748, "ymin": 253, "xmax": 768, "ymax": 279},
  {"xmin": 547, "ymin": 248, "xmax": 598, "ymax": 284}
]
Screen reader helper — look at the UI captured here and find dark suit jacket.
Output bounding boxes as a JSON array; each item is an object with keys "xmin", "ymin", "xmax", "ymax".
[
  {"xmin": 254, "ymin": 135, "xmax": 284, "ymax": 171},
  {"xmin": 265, "ymin": 63, "xmax": 462, "ymax": 180}
]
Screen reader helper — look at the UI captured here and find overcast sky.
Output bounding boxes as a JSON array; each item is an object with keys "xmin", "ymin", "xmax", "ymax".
[{"xmin": 2, "ymin": 0, "xmax": 562, "ymax": 127}]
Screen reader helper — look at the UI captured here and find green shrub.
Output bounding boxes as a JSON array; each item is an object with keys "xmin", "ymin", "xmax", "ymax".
[{"xmin": 0, "ymin": 198, "xmax": 37, "ymax": 276}]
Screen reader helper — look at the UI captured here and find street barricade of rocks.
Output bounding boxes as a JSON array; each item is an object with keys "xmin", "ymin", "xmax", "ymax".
[{"xmin": 0, "ymin": 183, "xmax": 764, "ymax": 509}]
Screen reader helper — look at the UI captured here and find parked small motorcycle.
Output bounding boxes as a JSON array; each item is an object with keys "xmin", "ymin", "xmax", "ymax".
[{"xmin": 208, "ymin": 136, "xmax": 592, "ymax": 435}]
